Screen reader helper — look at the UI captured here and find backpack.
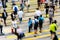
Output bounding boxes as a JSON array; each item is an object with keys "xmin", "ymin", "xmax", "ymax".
[
  {"xmin": 39, "ymin": 18, "xmax": 43, "ymax": 24},
  {"xmin": 34, "ymin": 20, "xmax": 38, "ymax": 26},
  {"xmin": 14, "ymin": 7, "xmax": 18, "ymax": 12}
]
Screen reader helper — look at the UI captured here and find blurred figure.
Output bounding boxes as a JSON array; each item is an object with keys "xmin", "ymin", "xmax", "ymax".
[
  {"xmin": 16, "ymin": 26, "xmax": 25, "ymax": 40},
  {"xmin": 44, "ymin": 3, "xmax": 49, "ymax": 17},
  {"xmin": 50, "ymin": 0, "xmax": 54, "ymax": 5},
  {"xmin": 38, "ymin": 15, "xmax": 44, "ymax": 33},
  {"xmin": 33, "ymin": 17, "xmax": 39, "ymax": 37},
  {"xmin": 24, "ymin": 0, "xmax": 30, "ymax": 12},
  {"xmin": 13, "ymin": 4, "xmax": 18, "ymax": 15},
  {"xmin": 55, "ymin": 0, "xmax": 58, "ymax": 6},
  {"xmin": 37, "ymin": 0, "xmax": 41, "ymax": 8},
  {"xmin": 12, "ymin": 19, "xmax": 17, "ymax": 33},
  {"xmin": 50, "ymin": 20, "xmax": 58, "ymax": 40},
  {"xmin": 1, "ymin": 0, "xmax": 7, "ymax": 10},
  {"xmin": 11, "ymin": 11, "xmax": 16, "ymax": 21},
  {"xmin": 0, "ymin": 18, "xmax": 4, "ymax": 35},
  {"xmin": 28, "ymin": 18, "xmax": 32, "ymax": 33},
  {"xmin": 2, "ymin": 10, "xmax": 8, "ymax": 26},
  {"xmin": 35, "ymin": 8, "xmax": 42, "ymax": 19},
  {"xmin": 20, "ymin": 0, "xmax": 24, "ymax": 11},
  {"xmin": 48, "ymin": 6, "xmax": 53, "ymax": 24},
  {"xmin": 17, "ymin": 9, "xmax": 24, "ymax": 23},
  {"xmin": 50, "ymin": 4, "xmax": 55, "ymax": 17}
]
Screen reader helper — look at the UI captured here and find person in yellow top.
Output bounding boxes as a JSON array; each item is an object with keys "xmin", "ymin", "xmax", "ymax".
[{"xmin": 50, "ymin": 20, "xmax": 57, "ymax": 40}]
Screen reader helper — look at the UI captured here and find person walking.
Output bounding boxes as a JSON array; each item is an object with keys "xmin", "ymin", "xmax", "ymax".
[
  {"xmin": 35, "ymin": 8, "xmax": 42, "ymax": 19},
  {"xmin": 37, "ymin": 0, "xmax": 41, "ymax": 8},
  {"xmin": 11, "ymin": 11, "xmax": 16, "ymax": 21},
  {"xmin": 20, "ymin": 0, "xmax": 24, "ymax": 11},
  {"xmin": 48, "ymin": 6, "xmax": 53, "ymax": 24},
  {"xmin": 50, "ymin": 20, "xmax": 58, "ymax": 40},
  {"xmin": 28, "ymin": 18, "xmax": 32, "ymax": 33},
  {"xmin": 13, "ymin": 4, "xmax": 18, "ymax": 15},
  {"xmin": 1, "ymin": 0, "xmax": 7, "ymax": 10},
  {"xmin": 2, "ymin": 10, "xmax": 8, "ymax": 26},
  {"xmin": 33, "ymin": 17, "xmax": 39, "ymax": 37},
  {"xmin": 12, "ymin": 19, "xmax": 17, "ymax": 34},
  {"xmin": 16, "ymin": 26, "xmax": 25, "ymax": 40},
  {"xmin": 45, "ymin": 3, "xmax": 49, "ymax": 17},
  {"xmin": 38, "ymin": 15, "xmax": 44, "ymax": 33},
  {"xmin": 17, "ymin": 9, "xmax": 24, "ymax": 23},
  {"xmin": 50, "ymin": 4, "xmax": 55, "ymax": 17},
  {"xmin": 0, "ymin": 18, "xmax": 4, "ymax": 35},
  {"xmin": 24, "ymin": 0, "xmax": 30, "ymax": 12}
]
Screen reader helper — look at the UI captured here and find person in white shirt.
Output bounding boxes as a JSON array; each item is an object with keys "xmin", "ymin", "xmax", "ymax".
[
  {"xmin": 32, "ymin": 17, "xmax": 39, "ymax": 37},
  {"xmin": 13, "ymin": 4, "xmax": 18, "ymax": 15},
  {"xmin": 35, "ymin": 8, "xmax": 42, "ymax": 19},
  {"xmin": 17, "ymin": 9, "xmax": 24, "ymax": 23},
  {"xmin": 16, "ymin": 26, "xmax": 25, "ymax": 40},
  {"xmin": 12, "ymin": 19, "xmax": 17, "ymax": 33}
]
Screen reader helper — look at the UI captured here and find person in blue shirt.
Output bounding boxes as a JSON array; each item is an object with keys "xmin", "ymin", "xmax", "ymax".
[
  {"xmin": 38, "ymin": 15, "xmax": 44, "ymax": 33},
  {"xmin": 28, "ymin": 18, "xmax": 32, "ymax": 33}
]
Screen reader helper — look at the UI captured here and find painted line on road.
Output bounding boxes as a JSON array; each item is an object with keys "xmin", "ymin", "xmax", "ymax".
[
  {"xmin": 23, "ymin": 32, "xmax": 60, "ymax": 40},
  {"xmin": 6, "ymin": 27, "xmax": 60, "ymax": 39}
]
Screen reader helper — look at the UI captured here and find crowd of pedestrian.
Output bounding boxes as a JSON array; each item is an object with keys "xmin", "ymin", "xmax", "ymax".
[{"xmin": 0, "ymin": 0, "xmax": 59, "ymax": 40}]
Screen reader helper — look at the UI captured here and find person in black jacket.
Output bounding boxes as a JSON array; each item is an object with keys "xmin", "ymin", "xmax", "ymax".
[
  {"xmin": 2, "ymin": 10, "xmax": 8, "ymax": 26},
  {"xmin": 1, "ymin": 0, "xmax": 7, "ymax": 9},
  {"xmin": 45, "ymin": 3, "xmax": 49, "ymax": 17},
  {"xmin": 11, "ymin": 11, "xmax": 16, "ymax": 21}
]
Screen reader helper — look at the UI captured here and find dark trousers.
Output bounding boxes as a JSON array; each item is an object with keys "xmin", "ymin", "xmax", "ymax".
[
  {"xmin": 53, "ymin": 11, "xmax": 54, "ymax": 17},
  {"xmin": 17, "ymin": 33, "xmax": 25, "ymax": 40},
  {"xmin": 3, "ymin": 18, "xmax": 7, "ymax": 26},
  {"xmin": 0, "ymin": 25, "xmax": 3, "ymax": 34},
  {"xmin": 46, "ymin": 9, "xmax": 48, "ymax": 17},
  {"xmin": 28, "ymin": 24, "xmax": 32, "ymax": 33},
  {"xmin": 39, "ymin": 23, "xmax": 43, "ymax": 30},
  {"xmin": 19, "ymin": 18, "xmax": 22, "ymax": 23},
  {"xmin": 49, "ymin": 17, "xmax": 53, "ymax": 24},
  {"xmin": 53, "ymin": 34, "xmax": 58, "ymax": 40}
]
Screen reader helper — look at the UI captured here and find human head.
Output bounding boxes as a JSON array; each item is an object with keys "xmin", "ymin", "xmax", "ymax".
[
  {"xmin": 40, "ymin": 15, "xmax": 42, "ymax": 17},
  {"xmin": 53, "ymin": 20, "xmax": 57, "ymax": 24},
  {"xmin": 36, "ymin": 8, "xmax": 39, "ymax": 10},
  {"xmin": 29, "ymin": 18, "xmax": 31, "ymax": 20},
  {"xmin": 34, "ymin": 16, "xmax": 37, "ymax": 19}
]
